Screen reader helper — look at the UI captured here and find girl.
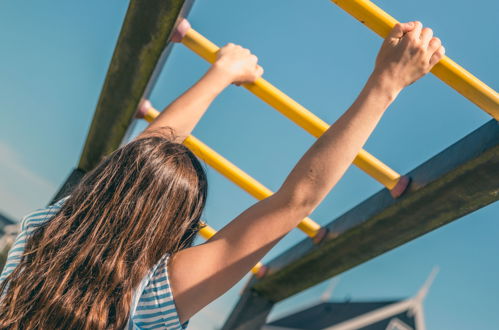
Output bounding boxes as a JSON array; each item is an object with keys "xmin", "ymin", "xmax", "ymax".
[{"xmin": 0, "ymin": 21, "xmax": 444, "ymax": 329}]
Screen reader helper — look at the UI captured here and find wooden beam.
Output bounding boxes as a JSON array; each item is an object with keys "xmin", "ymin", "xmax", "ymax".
[
  {"xmin": 224, "ymin": 119, "xmax": 499, "ymax": 326},
  {"xmin": 222, "ymin": 280, "xmax": 275, "ymax": 330},
  {"xmin": 51, "ymin": 0, "xmax": 193, "ymax": 202},
  {"xmin": 78, "ymin": 0, "xmax": 193, "ymax": 173}
]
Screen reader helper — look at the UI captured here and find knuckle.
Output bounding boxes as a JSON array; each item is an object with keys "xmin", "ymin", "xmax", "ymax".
[
  {"xmin": 431, "ymin": 37, "xmax": 441, "ymax": 45},
  {"xmin": 411, "ymin": 43, "xmax": 424, "ymax": 54},
  {"xmin": 408, "ymin": 34, "xmax": 418, "ymax": 43}
]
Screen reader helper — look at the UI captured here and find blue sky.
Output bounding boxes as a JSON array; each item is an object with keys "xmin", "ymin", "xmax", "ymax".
[{"xmin": 0, "ymin": 1, "xmax": 498, "ymax": 329}]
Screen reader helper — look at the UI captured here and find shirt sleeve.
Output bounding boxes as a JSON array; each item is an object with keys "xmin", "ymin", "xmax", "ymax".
[
  {"xmin": 132, "ymin": 255, "xmax": 188, "ymax": 329},
  {"xmin": 1, "ymin": 199, "xmax": 65, "ymax": 286}
]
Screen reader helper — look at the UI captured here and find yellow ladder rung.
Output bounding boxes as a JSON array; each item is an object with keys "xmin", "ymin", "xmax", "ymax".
[
  {"xmin": 177, "ymin": 22, "xmax": 409, "ymax": 196},
  {"xmin": 139, "ymin": 105, "xmax": 325, "ymax": 241},
  {"xmin": 330, "ymin": 0, "xmax": 499, "ymax": 119}
]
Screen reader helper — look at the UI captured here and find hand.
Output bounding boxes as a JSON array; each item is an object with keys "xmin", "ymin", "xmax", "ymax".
[
  {"xmin": 212, "ymin": 43, "xmax": 264, "ymax": 86},
  {"xmin": 373, "ymin": 21, "xmax": 446, "ymax": 92}
]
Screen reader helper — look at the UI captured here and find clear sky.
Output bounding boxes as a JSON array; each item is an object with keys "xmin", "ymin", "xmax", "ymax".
[{"xmin": 1, "ymin": 1, "xmax": 498, "ymax": 329}]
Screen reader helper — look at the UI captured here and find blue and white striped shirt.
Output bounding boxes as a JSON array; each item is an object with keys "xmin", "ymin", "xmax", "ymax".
[{"xmin": 0, "ymin": 198, "xmax": 188, "ymax": 329}]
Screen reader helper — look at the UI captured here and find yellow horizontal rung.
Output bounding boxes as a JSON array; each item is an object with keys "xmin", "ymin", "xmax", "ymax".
[
  {"xmin": 198, "ymin": 222, "xmax": 217, "ymax": 240},
  {"xmin": 330, "ymin": 0, "xmax": 499, "ymax": 120},
  {"xmin": 180, "ymin": 26, "xmax": 405, "ymax": 193},
  {"xmin": 185, "ymin": 135, "xmax": 322, "ymax": 238},
  {"xmin": 139, "ymin": 106, "xmax": 322, "ymax": 238},
  {"xmin": 198, "ymin": 221, "xmax": 264, "ymax": 275}
]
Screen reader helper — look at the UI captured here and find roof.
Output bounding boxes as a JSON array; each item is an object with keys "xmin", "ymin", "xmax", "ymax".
[
  {"xmin": 0, "ymin": 213, "xmax": 15, "ymax": 233},
  {"xmin": 267, "ymin": 300, "xmax": 416, "ymax": 330}
]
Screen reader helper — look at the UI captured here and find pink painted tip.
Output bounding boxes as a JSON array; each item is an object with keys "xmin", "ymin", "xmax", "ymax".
[
  {"xmin": 390, "ymin": 175, "xmax": 411, "ymax": 198},
  {"xmin": 136, "ymin": 99, "xmax": 152, "ymax": 119},
  {"xmin": 313, "ymin": 227, "xmax": 328, "ymax": 244},
  {"xmin": 255, "ymin": 266, "xmax": 268, "ymax": 279},
  {"xmin": 171, "ymin": 18, "xmax": 191, "ymax": 43}
]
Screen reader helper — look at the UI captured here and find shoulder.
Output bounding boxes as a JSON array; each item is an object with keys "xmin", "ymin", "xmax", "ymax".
[
  {"xmin": 132, "ymin": 255, "xmax": 188, "ymax": 329},
  {"xmin": 0, "ymin": 197, "xmax": 68, "ymax": 285},
  {"xmin": 20, "ymin": 196, "xmax": 69, "ymax": 232}
]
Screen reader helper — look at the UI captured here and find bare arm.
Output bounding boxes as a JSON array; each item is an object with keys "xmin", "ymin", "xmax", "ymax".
[
  {"xmin": 138, "ymin": 43, "xmax": 264, "ymax": 142},
  {"xmin": 169, "ymin": 22, "xmax": 445, "ymax": 323}
]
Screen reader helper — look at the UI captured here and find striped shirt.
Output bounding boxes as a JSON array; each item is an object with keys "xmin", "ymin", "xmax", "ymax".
[{"xmin": 0, "ymin": 198, "xmax": 188, "ymax": 329}]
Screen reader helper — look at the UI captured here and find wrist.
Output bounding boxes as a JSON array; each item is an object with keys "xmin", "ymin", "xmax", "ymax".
[
  {"xmin": 367, "ymin": 69, "xmax": 403, "ymax": 103},
  {"xmin": 206, "ymin": 63, "xmax": 234, "ymax": 88},
  {"xmin": 195, "ymin": 65, "xmax": 232, "ymax": 96}
]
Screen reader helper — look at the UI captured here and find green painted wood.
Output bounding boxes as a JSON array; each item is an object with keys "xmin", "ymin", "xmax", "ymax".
[
  {"xmin": 78, "ymin": 0, "xmax": 192, "ymax": 172},
  {"xmin": 222, "ymin": 280, "xmax": 274, "ymax": 330}
]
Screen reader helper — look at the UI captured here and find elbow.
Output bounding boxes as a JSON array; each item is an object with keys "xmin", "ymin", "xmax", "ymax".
[{"xmin": 274, "ymin": 188, "xmax": 318, "ymax": 218}]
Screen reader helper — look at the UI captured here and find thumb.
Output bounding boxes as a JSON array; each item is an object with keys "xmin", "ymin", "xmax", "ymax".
[{"xmin": 388, "ymin": 21, "xmax": 415, "ymax": 39}]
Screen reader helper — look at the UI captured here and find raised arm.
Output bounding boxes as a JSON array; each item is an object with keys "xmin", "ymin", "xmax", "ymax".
[
  {"xmin": 169, "ymin": 22, "xmax": 445, "ymax": 323},
  {"xmin": 137, "ymin": 43, "xmax": 264, "ymax": 142}
]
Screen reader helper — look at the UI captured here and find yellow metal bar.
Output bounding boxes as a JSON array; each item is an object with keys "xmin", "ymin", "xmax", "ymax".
[
  {"xmin": 198, "ymin": 221, "xmax": 217, "ymax": 240},
  {"xmin": 181, "ymin": 28, "xmax": 403, "ymax": 190},
  {"xmin": 330, "ymin": 0, "xmax": 499, "ymax": 120},
  {"xmin": 198, "ymin": 221, "xmax": 263, "ymax": 275},
  {"xmin": 141, "ymin": 107, "xmax": 322, "ymax": 238}
]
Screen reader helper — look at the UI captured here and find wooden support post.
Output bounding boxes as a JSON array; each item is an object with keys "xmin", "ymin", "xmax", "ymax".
[
  {"xmin": 222, "ymin": 280, "xmax": 275, "ymax": 330},
  {"xmin": 53, "ymin": 0, "xmax": 193, "ymax": 199}
]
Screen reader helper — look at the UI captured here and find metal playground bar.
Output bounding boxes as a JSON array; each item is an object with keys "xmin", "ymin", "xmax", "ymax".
[{"xmin": 174, "ymin": 19, "xmax": 411, "ymax": 197}]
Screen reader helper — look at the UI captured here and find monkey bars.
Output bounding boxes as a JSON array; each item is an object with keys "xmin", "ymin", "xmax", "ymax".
[
  {"xmin": 51, "ymin": 1, "xmax": 498, "ymax": 328},
  {"xmin": 174, "ymin": 20, "xmax": 410, "ymax": 197}
]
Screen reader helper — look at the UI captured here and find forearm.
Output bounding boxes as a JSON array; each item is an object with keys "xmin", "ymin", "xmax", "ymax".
[
  {"xmin": 214, "ymin": 73, "xmax": 400, "ymax": 263},
  {"xmin": 143, "ymin": 66, "xmax": 231, "ymax": 142},
  {"xmin": 277, "ymin": 71, "xmax": 400, "ymax": 213}
]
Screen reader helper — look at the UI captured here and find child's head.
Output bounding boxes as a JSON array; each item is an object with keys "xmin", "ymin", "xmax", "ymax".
[
  {"xmin": 77, "ymin": 132, "xmax": 209, "ymax": 253},
  {"xmin": 0, "ymin": 131, "xmax": 208, "ymax": 328}
]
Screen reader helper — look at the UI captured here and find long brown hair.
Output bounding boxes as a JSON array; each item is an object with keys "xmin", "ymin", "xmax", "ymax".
[{"xmin": 0, "ymin": 132, "xmax": 208, "ymax": 329}]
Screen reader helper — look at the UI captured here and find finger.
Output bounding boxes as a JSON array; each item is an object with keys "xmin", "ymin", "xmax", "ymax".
[
  {"xmin": 388, "ymin": 21, "xmax": 415, "ymax": 39},
  {"xmin": 256, "ymin": 65, "xmax": 264, "ymax": 78},
  {"xmin": 429, "ymin": 46, "xmax": 445, "ymax": 67},
  {"xmin": 420, "ymin": 27, "xmax": 433, "ymax": 48},
  {"xmin": 406, "ymin": 21, "xmax": 423, "ymax": 41},
  {"xmin": 241, "ymin": 47, "xmax": 251, "ymax": 55},
  {"xmin": 428, "ymin": 37, "xmax": 441, "ymax": 53}
]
